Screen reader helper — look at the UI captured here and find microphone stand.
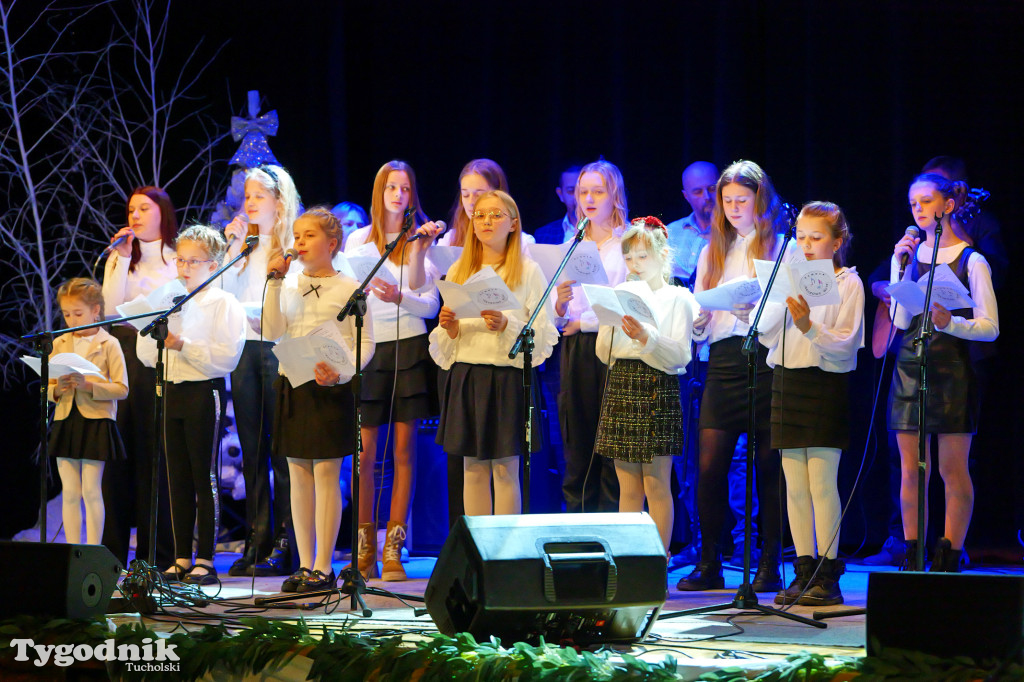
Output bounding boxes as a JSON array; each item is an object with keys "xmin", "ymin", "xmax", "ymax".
[
  {"xmin": 911, "ymin": 214, "xmax": 944, "ymax": 571},
  {"xmin": 22, "ymin": 309, "xmax": 174, "ymax": 545},
  {"xmin": 660, "ymin": 212, "xmax": 824, "ymax": 629},
  {"xmin": 134, "ymin": 235, "xmax": 260, "ymax": 568},
  {"xmin": 509, "ymin": 217, "xmax": 589, "ymax": 513}
]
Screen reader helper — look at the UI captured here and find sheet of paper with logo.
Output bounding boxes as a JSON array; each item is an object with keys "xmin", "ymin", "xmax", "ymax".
[
  {"xmin": 527, "ymin": 240, "xmax": 609, "ymax": 285},
  {"xmin": 426, "ymin": 246, "xmax": 463, "ymax": 276},
  {"xmin": 435, "ymin": 266, "xmax": 522, "ymax": 319},
  {"xmin": 693, "ymin": 277, "xmax": 762, "ymax": 311},
  {"xmin": 753, "ymin": 259, "xmax": 841, "ymax": 308},
  {"xmin": 114, "ymin": 278, "xmax": 188, "ymax": 335},
  {"xmin": 581, "ymin": 281, "xmax": 659, "ymax": 328},
  {"xmin": 335, "ymin": 242, "xmax": 399, "ymax": 286},
  {"xmin": 21, "ymin": 352, "xmax": 106, "ymax": 379},
  {"xmin": 272, "ymin": 320, "xmax": 355, "ymax": 388},
  {"xmin": 885, "ymin": 263, "xmax": 976, "ymax": 317}
]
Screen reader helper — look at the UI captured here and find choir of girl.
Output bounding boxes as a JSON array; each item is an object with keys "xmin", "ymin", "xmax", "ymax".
[
  {"xmin": 677, "ymin": 160, "xmax": 795, "ymax": 593},
  {"xmin": 888, "ymin": 173, "xmax": 999, "ymax": 572},
  {"xmin": 48, "ymin": 278, "xmax": 129, "ymax": 546},
  {"xmin": 137, "ymin": 225, "xmax": 246, "ymax": 585},
  {"xmin": 428, "ymin": 190, "xmax": 557, "ymax": 517},
  {"xmin": 221, "ymin": 164, "xmax": 300, "ymax": 578},
  {"xmin": 554, "ymin": 160, "xmax": 629, "ymax": 513},
  {"xmin": 593, "ymin": 217, "xmax": 697, "ymax": 555},
  {"xmin": 341, "ymin": 160, "xmax": 440, "ymax": 581},
  {"xmin": 262, "ymin": 207, "xmax": 375, "ymax": 592},
  {"xmin": 758, "ymin": 202, "xmax": 864, "ymax": 605}
]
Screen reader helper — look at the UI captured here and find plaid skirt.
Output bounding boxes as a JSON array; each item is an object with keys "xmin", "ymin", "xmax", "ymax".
[{"xmin": 594, "ymin": 359, "xmax": 683, "ymax": 463}]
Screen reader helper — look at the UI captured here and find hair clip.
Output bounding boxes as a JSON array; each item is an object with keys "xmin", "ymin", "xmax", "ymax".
[
  {"xmin": 631, "ymin": 216, "xmax": 669, "ymax": 238},
  {"xmin": 258, "ymin": 164, "xmax": 279, "ymax": 185}
]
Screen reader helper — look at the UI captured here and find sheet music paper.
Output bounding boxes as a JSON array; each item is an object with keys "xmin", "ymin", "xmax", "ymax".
[
  {"xmin": 435, "ymin": 266, "xmax": 522, "ymax": 319},
  {"xmin": 527, "ymin": 241, "xmax": 609, "ymax": 285},
  {"xmin": 581, "ymin": 280, "xmax": 660, "ymax": 328},
  {"xmin": 694, "ymin": 277, "xmax": 762, "ymax": 311},
  {"xmin": 753, "ymin": 259, "xmax": 842, "ymax": 307},
  {"xmin": 21, "ymin": 352, "xmax": 105, "ymax": 379},
  {"xmin": 115, "ymin": 278, "xmax": 188, "ymax": 334},
  {"xmin": 272, "ymin": 320, "xmax": 355, "ymax": 388}
]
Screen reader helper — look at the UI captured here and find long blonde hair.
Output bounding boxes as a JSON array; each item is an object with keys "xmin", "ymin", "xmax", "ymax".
[
  {"xmin": 448, "ymin": 159, "xmax": 509, "ymax": 247},
  {"xmin": 575, "ymin": 160, "xmax": 628, "ymax": 235},
  {"xmin": 369, "ymin": 160, "xmax": 428, "ymax": 264},
  {"xmin": 447, "ymin": 190, "xmax": 525, "ymax": 290},
  {"xmin": 702, "ymin": 160, "xmax": 783, "ymax": 290},
  {"xmin": 240, "ymin": 165, "xmax": 299, "ymax": 271}
]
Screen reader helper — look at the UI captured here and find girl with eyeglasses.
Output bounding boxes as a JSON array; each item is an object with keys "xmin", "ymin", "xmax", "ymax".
[
  {"xmin": 221, "ymin": 165, "xmax": 301, "ymax": 579},
  {"xmin": 552, "ymin": 160, "xmax": 629, "ymax": 514},
  {"xmin": 429, "ymin": 190, "xmax": 557, "ymax": 516},
  {"xmin": 136, "ymin": 225, "xmax": 247, "ymax": 585},
  {"xmin": 99, "ymin": 186, "xmax": 179, "ymax": 569}
]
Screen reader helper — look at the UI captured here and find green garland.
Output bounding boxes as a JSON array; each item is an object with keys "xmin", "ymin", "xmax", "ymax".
[{"xmin": 2, "ymin": 614, "xmax": 1022, "ymax": 681}]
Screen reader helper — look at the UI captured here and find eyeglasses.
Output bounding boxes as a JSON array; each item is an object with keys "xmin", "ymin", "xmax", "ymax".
[
  {"xmin": 175, "ymin": 257, "xmax": 213, "ymax": 269},
  {"xmin": 472, "ymin": 210, "xmax": 511, "ymax": 221}
]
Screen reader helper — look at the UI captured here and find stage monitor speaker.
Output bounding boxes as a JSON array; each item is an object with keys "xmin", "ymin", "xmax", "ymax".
[
  {"xmin": 0, "ymin": 542, "xmax": 122, "ymax": 620},
  {"xmin": 425, "ymin": 512, "xmax": 666, "ymax": 645},
  {"xmin": 867, "ymin": 571, "xmax": 1024, "ymax": 662}
]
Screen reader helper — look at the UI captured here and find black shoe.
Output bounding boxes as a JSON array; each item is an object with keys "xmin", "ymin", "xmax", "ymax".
[
  {"xmin": 252, "ymin": 533, "xmax": 292, "ymax": 577},
  {"xmin": 676, "ymin": 561, "xmax": 724, "ymax": 591},
  {"xmin": 751, "ymin": 558, "xmax": 783, "ymax": 592},
  {"xmin": 797, "ymin": 558, "xmax": 845, "ymax": 606},
  {"xmin": 296, "ymin": 569, "xmax": 336, "ymax": 592},
  {"xmin": 161, "ymin": 564, "xmax": 191, "ymax": 583},
  {"xmin": 229, "ymin": 530, "xmax": 259, "ymax": 577},
  {"xmin": 281, "ymin": 567, "xmax": 312, "ymax": 593},
  {"xmin": 775, "ymin": 555, "xmax": 816, "ymax": 605},
  {"xmin": 182, "ymin": 564, "xmax": 219, "ymax": 586},
  {"xmin": 928, "ymin": 537, "xmax": 962, "ymax": 573},
  {"xmin": 900, "ymin": 540, "xmax": 922, "ymax": 570}
]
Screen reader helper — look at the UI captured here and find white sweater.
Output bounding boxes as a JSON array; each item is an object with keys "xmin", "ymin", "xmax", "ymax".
[{"xmin": 595, "ymin": 283, "xmax": 697, "ymax": 375}]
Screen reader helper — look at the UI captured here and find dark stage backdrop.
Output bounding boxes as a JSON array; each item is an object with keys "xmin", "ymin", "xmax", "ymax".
[{"xmin": 3, "ymin": 1, "xmax": 1022, "ymax": 552}]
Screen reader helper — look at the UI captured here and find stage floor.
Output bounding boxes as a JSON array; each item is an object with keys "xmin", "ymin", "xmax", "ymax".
[{"xmin": 104, "ymin": 549, "xmax": 1024, "ymax": 676}]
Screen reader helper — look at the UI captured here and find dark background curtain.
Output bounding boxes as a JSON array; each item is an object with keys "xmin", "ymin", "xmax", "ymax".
[{"xmin": 3, "ymin": 0, "xmax": 1021, "ymax": 551}]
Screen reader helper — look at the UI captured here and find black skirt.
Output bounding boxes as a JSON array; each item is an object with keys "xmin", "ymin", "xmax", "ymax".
[
  {"xmin": 48, "ymin": 402, "xmax": 127, "ymax": 462},
  {"xmin": 436, "ymin": 362, "xmax": 540, "ymax": 460},
  {"xmin": 595, "ymin": 359, "xmax": 683, "ymax": 463},
  {"xmin": 771, "ymin": 366, "xmax": 850, "ymax": 450},
  {"xmin": 360, "ymin": 335, "xmax": 439, "ymax": 426},
  {"xmin": 272, "ymin": 376, "xmax": 357, "ymax": 460},
  {"xmin": 698, "ymin": 336, "xmax": 772, "ymax": 432},
  {"xmin": 888, "ymin": 330, "xmax": 978, "ymax": 433}
]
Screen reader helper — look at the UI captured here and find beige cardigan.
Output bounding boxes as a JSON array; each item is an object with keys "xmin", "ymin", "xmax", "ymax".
[{"xmin": 47, "ymin": 328, "xmax": 129, "ymax": 420}]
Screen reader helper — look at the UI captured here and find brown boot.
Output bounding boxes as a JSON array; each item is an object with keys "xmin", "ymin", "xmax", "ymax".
[
  {"xmin": 381, "ymin": 521, "xmax": 408, "ymax": 581},
  {"xmin": 356, "ymin": 522, "xmax": 378, "ymax": 579}
]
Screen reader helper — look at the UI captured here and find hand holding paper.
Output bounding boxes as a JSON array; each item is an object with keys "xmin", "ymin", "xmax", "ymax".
[
  {"xmin": 335, "ymin": 243, "xmax": 399, "ymax": 286},
  {"xmin": 885, "ymin": 263, "xmax": 976, "ymax": 317},
  {"xmin": 753, "ymin": 259, "xmax": 841, "ymax": 307},
  {"xmin": 582, "ymin": 281, "xmax": 659, "ymax": 328},
  {"xmin": 115, "ymin": 278, "xmax": 188, "ymax": 334},
  {"xmin": 272, "ymin": 320, "xmax": 356, "ymax": 388},
  {"xmin": 21, "ymin": 353, "xmax": 105, "ymax": 380}
]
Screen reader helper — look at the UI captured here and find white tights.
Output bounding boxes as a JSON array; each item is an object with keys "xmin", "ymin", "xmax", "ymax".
[
  {"xmin": 464, "ymin": 456, "xmax": 521, "ymax": 516},
  {"xmin": 614, "ymin": 456, "xmax": 674, "ymax": 553},
  {"xmin": 288, "ymin": 458, "xmax": 343, "ymax": 574},
  {"xmin": 56, "ymin": 458, "xmax": 105, "ymax": 545},
  {"xmin": 780, "ymin": 447, "xmax": 842, "ymax": 559}
]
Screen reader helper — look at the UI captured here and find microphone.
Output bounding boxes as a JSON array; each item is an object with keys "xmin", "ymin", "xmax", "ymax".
[
  {"xmin": 101, "ymin": 230, "xmax": 133, "ymax": 256},
  {"xmin": 897, "ymin": 225, "xmax": 920, "ymax": 279},
  {"xmin": 267, "ymin": 248, "xmax": 299, "ymax": 280},
  {"xmin": 226, "ymin": 214, "xmax": 250, "ymax": 247},
  {"xmin": 406, "ymin": 220, "xmax": 447, "ymax": 243},
  {"xmin": 576, "ymin": 216, "xmax": 590, "ymax": 235}
]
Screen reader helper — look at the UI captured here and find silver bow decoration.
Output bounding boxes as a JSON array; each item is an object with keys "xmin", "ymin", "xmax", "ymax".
[{"xmin": 227, "ymin": 90, "xmax": 280, "ymax": 167}]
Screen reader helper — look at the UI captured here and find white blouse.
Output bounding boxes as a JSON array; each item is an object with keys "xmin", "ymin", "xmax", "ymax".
[
  {"xmin": 758, "ymin": 267, "xmax": 865, "ymax": 373},
  {"xmin": 219, "ymin": 234, "xmax": 283, "ymax": 342},
  {"xmin": 101, "ymin": 239, "xmax": 178, "ymax": 317},
  {"xmin": 692, "ymin": 232, "xmax": 800, "ymax": 345},
  {"xmin": 340, "ymin": 226, "xmax": 440, "ymax": 343},
  {"xmin": 888, "ymin": 242, "xmax": 999, "ymax": 342},
  {"xmin": 262, "ymin": 271, "xmax": 376, "ymax": 382},
  {"xmin": 429, "ymin": 259, "xmax": 558, "ymax": 370},
  {"xmin": 595, "ymin": 283, "xmax": 697, "ymax": 375},
  {"xmin": 136, "ymin": 287, "xmax": 246, "ymax": 383}
]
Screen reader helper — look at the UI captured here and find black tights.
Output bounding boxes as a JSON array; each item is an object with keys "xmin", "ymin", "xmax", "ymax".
[{"xmin": 696, "ymin": 428, "xmax": 783, "ymax": 561}]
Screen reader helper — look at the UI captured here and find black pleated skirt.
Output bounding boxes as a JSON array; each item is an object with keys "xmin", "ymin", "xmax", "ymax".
[
  {"xmin": 771, "ymin": 366, "xmax": 850, "ymax": 450},
  {"xmin": 272, "ymin": 376, "xmax": 356, "ymax": 459},
  {"xmin": 595, "ymin": 359, "xmax": 683, "ymax": 463},
  {"xmin": 48, "ymin": 402, "xmax": 127, "ymax": 462},
  {"xmin": 360, "ymin": 335, "xmax": 439, "ymax": 426},
  {"xmin": 436, "ymin": 362, "xmax": 540, "ymax": 460},
  {"xmin": 698, "ymin": 336, "xmax": 772, "ymax": 432}
]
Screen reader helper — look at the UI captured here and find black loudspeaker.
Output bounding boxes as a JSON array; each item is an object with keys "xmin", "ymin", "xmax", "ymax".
[
  {"xmin": 0, "ymin": 542, "xmax": 122, "ymax": 619},
  {"xmin": 425, "ymin": 512, "xmax": 666, "ymax": 645},
  {"xmin": 867, "ymin": 572, "xmax": 1024, "ymax": 662}
]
